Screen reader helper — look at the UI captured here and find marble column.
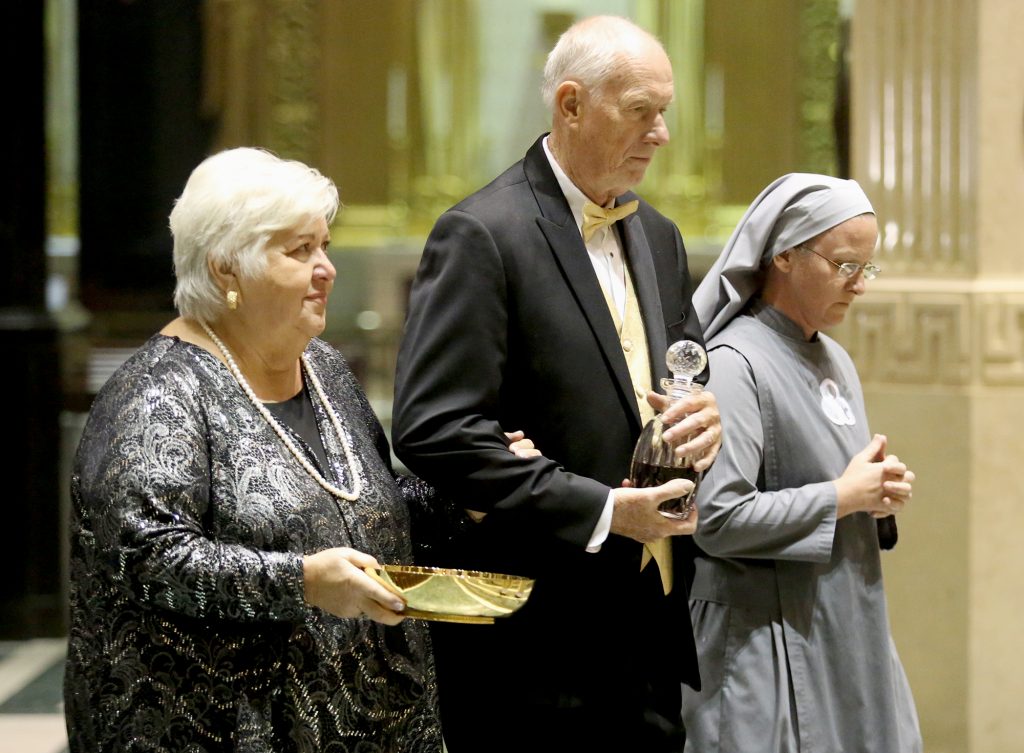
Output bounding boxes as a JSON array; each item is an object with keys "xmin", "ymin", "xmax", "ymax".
[{"xmin": 843, "ymin": 1, "xmax": 1024, "ymax": 750}]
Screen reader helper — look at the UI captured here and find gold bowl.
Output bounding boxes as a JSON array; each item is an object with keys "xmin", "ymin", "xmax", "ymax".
[{"xmin": 365, "ymin": 565, "xmax": 534, "ymax": 624}]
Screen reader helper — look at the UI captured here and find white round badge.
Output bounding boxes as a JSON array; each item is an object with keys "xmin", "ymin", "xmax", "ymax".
[{"xmin": 819, "ymin": 378, "xmax": 856, "ymax": 426}]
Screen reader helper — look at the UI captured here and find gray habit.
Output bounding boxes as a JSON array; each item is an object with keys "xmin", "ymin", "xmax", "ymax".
[{"xmin": 680, "ymin": 302, "xmax": 921, "ymax": 753}]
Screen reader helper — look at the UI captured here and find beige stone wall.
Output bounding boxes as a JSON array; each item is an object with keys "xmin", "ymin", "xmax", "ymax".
[
  {"xmin": 848, "ymin": 1, "xmax": 1024, "ymax": 751},
  {"xmin": 970, "ymin": 2, "xmax": 1024, "ymax": 750},
  {"xmin": 863, "ymin": 387, "xmax": 970, "ymax": 752}
]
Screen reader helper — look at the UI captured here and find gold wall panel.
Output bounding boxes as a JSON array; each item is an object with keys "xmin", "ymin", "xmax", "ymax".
[
  {"xmin": 201, "ymin": 1, "xmax": 844, "ymax": 247},
  {"xmin": 203, "ymin": 0, "xmax": 320, "ymax": 161},
  {"xmin": 641, "ymin": 0, "xmax": 841, "ymax": 238}
]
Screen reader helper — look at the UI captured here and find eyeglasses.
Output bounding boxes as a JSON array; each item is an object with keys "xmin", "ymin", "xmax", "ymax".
[{"xmin": 798, "ymin": 244, "xmax": 881, "ymax": 280}]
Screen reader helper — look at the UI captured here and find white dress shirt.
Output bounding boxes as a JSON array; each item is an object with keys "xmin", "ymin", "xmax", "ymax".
[{"xmin": 541, "ymin": 137, "xmax": 628, "ymax": 552}]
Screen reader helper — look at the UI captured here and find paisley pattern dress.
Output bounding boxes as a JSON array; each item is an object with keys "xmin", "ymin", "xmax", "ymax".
[{"xmin": 64, "ymin": 334, "xmax": 442, "ymax": 752}]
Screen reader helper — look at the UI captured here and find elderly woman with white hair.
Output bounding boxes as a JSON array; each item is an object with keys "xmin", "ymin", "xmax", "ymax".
[
  {"xmin": 680, "ymin": 174, "xmax": 922, "ymax": 753},
  {"xmin": 63, "ymin": 148, "xmax": 538, "ymax": 752}
]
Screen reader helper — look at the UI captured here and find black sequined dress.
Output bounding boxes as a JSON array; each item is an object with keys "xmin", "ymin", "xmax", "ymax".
[{"xmin": 65, "ymin": 334, "xmax": 441, "ymax": 752}]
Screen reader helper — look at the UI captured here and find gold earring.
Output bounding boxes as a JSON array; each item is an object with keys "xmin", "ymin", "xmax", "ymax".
[{"xmin": 226, "ymin": 290, "xmax": 239, "ymax": 310}]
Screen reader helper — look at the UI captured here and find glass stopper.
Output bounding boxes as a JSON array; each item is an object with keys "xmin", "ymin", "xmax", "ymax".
[{"xmin": 666, "ymin": 340, "xmax": 707, "ymax": 380}]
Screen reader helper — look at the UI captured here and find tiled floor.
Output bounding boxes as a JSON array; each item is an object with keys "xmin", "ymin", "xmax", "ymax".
[{"xmin": 0, "ymin": 639, "xmax": 69, "ymax": 753}]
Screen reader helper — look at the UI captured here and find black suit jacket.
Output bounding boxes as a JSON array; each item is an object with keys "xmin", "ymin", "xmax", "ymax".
[{"xmin": 393, "ymin": 136, "xmax": 704, "ymax": 723}]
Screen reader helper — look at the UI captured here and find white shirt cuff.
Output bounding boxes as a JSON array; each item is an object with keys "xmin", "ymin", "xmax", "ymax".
[{"xmin": 586, "ymin": 490, "xmax": 616, "ymax": 552}]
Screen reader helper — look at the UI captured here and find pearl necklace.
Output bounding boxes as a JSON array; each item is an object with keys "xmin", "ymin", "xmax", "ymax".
[{"xmin": 200, "ymin": 321, "xmax": 362, "ymax": 501}]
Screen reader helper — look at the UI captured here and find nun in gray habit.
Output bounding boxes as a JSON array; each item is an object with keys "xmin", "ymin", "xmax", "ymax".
[{"xmin": 681, "ymin": 174, "xmax": 922, "ymax": 753}]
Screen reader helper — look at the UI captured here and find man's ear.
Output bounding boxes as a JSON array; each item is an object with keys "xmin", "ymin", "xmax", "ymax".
[{"xmin": 555, "ymin": 81, "xmax": 583, "ymax": 123}]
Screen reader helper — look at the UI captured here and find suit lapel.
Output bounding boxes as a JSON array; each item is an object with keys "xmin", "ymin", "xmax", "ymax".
[
  {"xmin": 619, "ymin": 203, "xmax": 668, "ymax": 384},
  {"xmin": 523, "ymin": 138, "xmax": 641, "ymax": 428}
]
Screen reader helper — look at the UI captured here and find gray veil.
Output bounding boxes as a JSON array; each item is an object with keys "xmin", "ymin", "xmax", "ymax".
[{"xmin": 693, "ymin": 173, "xmax": 874, "ymax": 341}]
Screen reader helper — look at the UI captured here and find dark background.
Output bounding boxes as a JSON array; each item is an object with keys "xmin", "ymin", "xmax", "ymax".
[{"xmin": 2, "ymin": 1, "xmax": 213, "ymax": 638}]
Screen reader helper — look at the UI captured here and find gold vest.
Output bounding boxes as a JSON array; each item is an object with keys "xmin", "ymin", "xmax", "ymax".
[{"xmin": 598, "ymin": 265, "xmax": 673, "ymax": 595}]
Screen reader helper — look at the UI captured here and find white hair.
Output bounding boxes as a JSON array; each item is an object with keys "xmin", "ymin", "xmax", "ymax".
[
  {"xmin": 169, "ymin": 147, "xmax": 339, "ymax": 323},
  {"xmin": 541, "ymin": 15, "xmax": 666, "ymax": 111}
]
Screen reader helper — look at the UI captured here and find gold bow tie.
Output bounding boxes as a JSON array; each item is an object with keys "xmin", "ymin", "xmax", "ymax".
[{"xmin": 581, "ymin": 200, "xmax": 639, "ymax": 242}]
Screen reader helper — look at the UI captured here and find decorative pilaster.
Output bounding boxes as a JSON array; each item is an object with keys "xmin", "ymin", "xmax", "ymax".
[
  {"xmin": 844, "ymin": 1, "xmax": 1024, "ymax": 751},
  {"xmin": 204, "ymin": 0, "xmax": 320, "ymax": 162},
  {"xmin": 410, "ymin": 0, "xmax": 479, "ymax": 223},
  {"xmin": 852, "ymin": 0, "xmax": 977, "ymax": 276}
]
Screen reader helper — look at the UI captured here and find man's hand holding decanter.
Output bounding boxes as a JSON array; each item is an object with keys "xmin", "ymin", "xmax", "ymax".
[{"xmin": 649, "ymin": 389, "xmax": 723, "ymax": 473}]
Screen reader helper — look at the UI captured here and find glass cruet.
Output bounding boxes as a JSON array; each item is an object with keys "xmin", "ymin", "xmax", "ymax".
[{"xmin": 629, "ymin": 340, "xmax": 708, "ymax": 519}]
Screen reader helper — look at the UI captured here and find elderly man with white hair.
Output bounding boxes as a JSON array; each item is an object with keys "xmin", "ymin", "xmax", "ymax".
[{"xmin": 394, "ymin": 14, "xmax": 720, "ymax": 753}]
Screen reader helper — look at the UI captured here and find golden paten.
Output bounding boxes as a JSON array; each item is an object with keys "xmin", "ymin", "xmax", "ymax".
[{"xmin": 365, "ymin": 565, "xmax": 534, "ymax": 624}]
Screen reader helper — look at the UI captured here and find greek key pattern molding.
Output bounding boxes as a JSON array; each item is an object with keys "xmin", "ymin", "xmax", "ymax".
[{"xmin": 834, "ymin": 284, "xmax": 1024, "ymax": 387}]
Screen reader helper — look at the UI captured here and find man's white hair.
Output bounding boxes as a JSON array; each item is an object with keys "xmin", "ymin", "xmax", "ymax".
[{"xmin": 541, "ymin": 15, "xmax": 666, "ymax": 111}]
